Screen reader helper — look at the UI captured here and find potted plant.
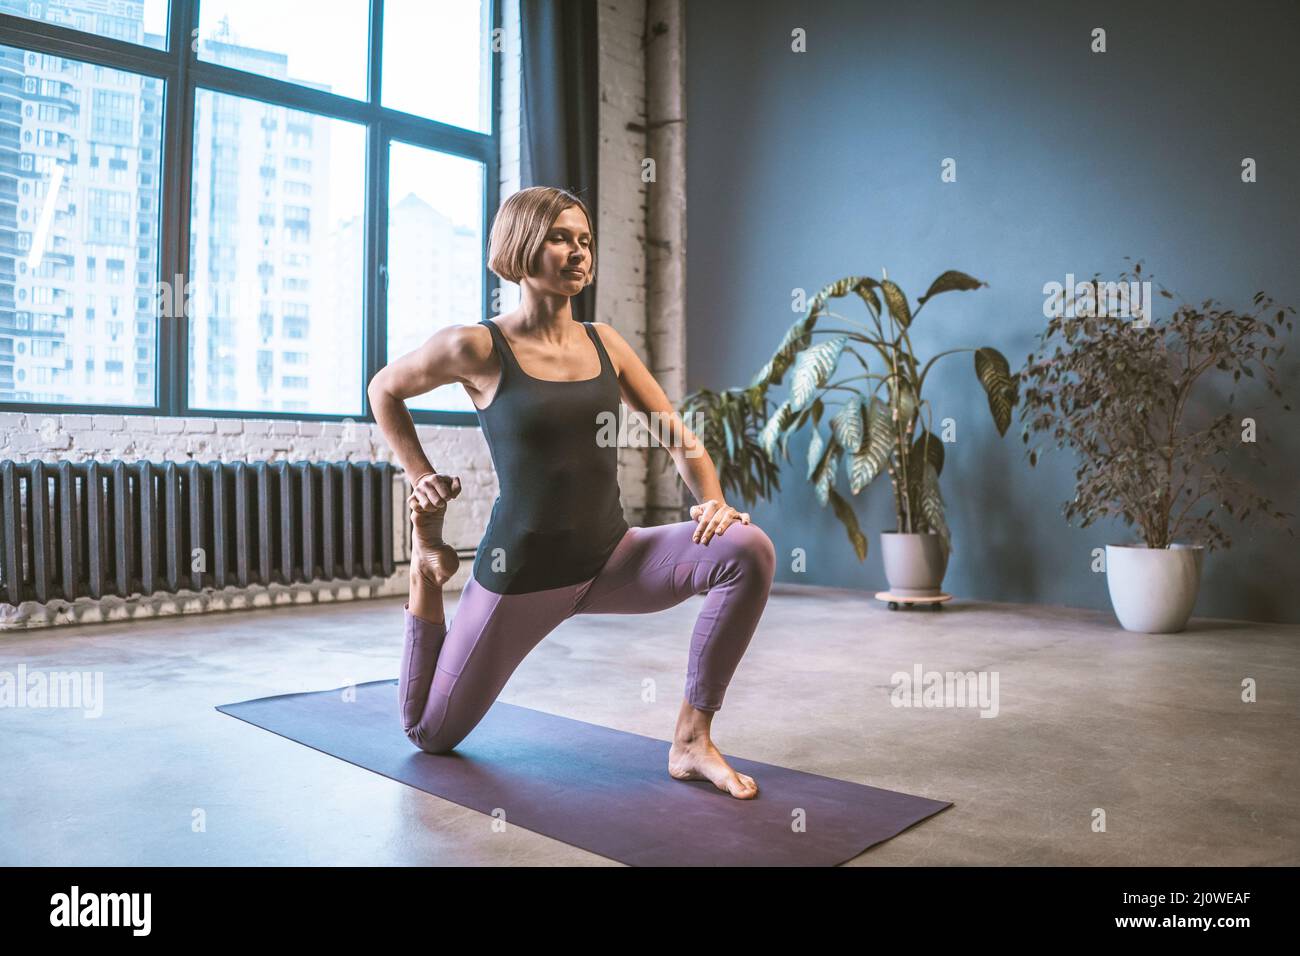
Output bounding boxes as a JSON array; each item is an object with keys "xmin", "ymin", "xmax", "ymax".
[
  {"xmin": 1019, "ymin": 261, "xmax": 1296, "ymax": 633},
  {"xmin": 681, "ymin": 270, "xmax": 1017, "ymax": 598}
]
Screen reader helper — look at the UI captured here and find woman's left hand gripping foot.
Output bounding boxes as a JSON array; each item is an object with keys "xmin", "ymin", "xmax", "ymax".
[{"xmin": 409, "ymin": 471, "xmax": 462, "ymax": 588}]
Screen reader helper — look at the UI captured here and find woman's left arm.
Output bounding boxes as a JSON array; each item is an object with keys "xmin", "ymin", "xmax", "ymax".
[{"xmin": 592, "ymin": 322, "xmax": 751, "ymax": 542}]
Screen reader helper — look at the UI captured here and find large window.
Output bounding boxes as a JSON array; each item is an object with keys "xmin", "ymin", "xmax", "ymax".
[
  {"xmin": 386, "ymin": 140, "xmax": 484, "ymax": 413},
  {"xmin": 188, "ymin": 90, "xmax": 366, "ymax": 415},
  {"xmin": 2, "ymin": 0, "xmax": 171, "ymax": 51},
  {"xmin": 382, "ymin": 0, "xmax": 492, "ymax": 132},
  {"xmin": 0, "ymin": 0, "xmax": 500, "ymax": 423},
  {"xmin": 0, "ymin": 46, "xmax": 164, "ymax": 406},
  {"xmin": 196, "ymin": 0, "xmax": 370, "ymax": 102}
]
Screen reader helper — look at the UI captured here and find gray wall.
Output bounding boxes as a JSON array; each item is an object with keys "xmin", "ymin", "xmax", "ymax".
[{"xmin": 685, "ymin": 0, "xmax": 1300, "ymax": 623}]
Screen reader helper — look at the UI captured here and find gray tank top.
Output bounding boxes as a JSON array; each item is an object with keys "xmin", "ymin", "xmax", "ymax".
[{"xmin": 471, "ymin": 318, "xmax": 629, "ymax": 594}]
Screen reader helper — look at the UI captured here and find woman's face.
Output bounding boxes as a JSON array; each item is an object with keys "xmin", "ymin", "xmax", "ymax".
[{"xmin": 533, "ymin": 206, "xmax": 592, "ymax": 293}]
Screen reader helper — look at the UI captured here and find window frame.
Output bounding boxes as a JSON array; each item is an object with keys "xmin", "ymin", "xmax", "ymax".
[{"xmin": 0, "ymin": 0, "xmax": 501, "ymax": 426}]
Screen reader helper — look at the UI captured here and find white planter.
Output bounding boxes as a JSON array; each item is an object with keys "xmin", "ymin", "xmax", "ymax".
[
  {"xmin": 1105, "ymin": 543, "xmax": 1205, "ymax": 633},
  {"xmin": 881, "ymin": 531, "xmax": 949, "ymax": 597}
]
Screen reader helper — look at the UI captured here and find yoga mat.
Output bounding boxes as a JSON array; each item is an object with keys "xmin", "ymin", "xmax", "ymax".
[{"xmin": 217, "ymin": 680, "xmax": 952, "ymax": 866}]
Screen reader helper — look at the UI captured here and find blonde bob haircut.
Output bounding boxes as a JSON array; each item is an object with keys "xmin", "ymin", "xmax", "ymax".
[{"xmin": 488, "ymin": 186, "xmax": 596, "ymax": 287}]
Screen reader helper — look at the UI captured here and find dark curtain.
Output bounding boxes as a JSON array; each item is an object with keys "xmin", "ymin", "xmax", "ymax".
[{"xmin": 519, "ymin": 0, "xmax": 600, "ymax": 324}]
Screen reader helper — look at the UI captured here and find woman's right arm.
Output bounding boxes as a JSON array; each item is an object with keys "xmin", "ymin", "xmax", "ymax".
[{"xmin": 368, "ymin": 326, "xmax": 471, "ymax": 509}]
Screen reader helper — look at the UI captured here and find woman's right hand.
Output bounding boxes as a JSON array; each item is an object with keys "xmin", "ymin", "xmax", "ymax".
[{"xmin": 409, "ymin": 471, "xmax": 462, "ymax": 512}]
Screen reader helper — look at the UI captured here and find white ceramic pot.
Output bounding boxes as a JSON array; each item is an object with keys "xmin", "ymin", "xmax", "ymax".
[
  {"xmin": 880, "ymin": 531, "xmax": 949, "ymax": 597},
  {"xmin": 1105, "ymin": 543, "xmax": 1205, "ymax": 633}
]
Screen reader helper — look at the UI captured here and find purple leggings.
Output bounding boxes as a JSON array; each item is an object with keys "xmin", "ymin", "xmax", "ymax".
[{"xmin": 399, "ymin": 519, "xmax": 776, "ymax": 753}]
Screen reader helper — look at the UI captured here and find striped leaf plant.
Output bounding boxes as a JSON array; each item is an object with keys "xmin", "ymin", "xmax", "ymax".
[{"xmin": 680, "ymin": 270, "xmax": 1017, "ymax": 562}]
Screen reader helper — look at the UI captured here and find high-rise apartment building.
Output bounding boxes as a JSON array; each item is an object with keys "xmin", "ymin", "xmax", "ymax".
[{"xmin": 0, "ymin": 0, "xmax": 162, "ymax": 406}]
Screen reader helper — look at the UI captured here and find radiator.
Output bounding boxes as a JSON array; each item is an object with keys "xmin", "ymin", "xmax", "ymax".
[{"xmin": 0, "ymin": 459, "xmax": 400, "ymax": 606}]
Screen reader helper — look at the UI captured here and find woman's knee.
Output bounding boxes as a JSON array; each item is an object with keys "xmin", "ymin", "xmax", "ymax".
[
  {"xmin": 405, "ymin": 722, "xmax": 460, "ymax": 755},
  {"xmin": 722, "ymin": 520, "xmax": 776, "ymax": 580}
]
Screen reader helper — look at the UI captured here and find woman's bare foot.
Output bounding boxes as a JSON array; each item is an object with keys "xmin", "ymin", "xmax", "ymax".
[
  {"xmin": 668, "ymin": 700, "xmax": 758, "ymax": 799},
  {"xmin": 411, "ymin": 503, "xmax": 459, "ymax": 588}
]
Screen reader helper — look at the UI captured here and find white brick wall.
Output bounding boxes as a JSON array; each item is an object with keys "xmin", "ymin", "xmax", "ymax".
[
  {"xmin": 598, "ymin": 0, "xmax": 652, "ymax": 521},
  {"xmin": 497, "ymin": 0, "xmax": 524, "ymax": 318},
  {"xmin": 0, "ymin": 0, "xmax": 685, "ymax": 629},
  {"xmin": 642, "ymin": 0, "xmax": 688, "ymax": 523}
]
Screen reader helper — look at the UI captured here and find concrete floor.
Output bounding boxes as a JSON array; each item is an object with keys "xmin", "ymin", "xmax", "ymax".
[{"xmin": 1, "ymin": 583, "xmax": 1297, "ymax": 866}]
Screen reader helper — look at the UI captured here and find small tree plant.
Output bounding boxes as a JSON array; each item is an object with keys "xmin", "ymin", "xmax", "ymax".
[{"xmin": 1018, "ymin": 261, "xmax": 1296, "ymax": 550}]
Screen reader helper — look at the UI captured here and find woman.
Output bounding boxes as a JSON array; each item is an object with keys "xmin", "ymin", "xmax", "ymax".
[{"xmin": 369, "ymin": 186, "xmax": 776, "ymax": 799}]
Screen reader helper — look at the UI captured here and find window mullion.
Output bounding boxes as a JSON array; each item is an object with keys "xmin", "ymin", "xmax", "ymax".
[
  {"xmin": 159, "ymin": 0, "xmax": 199, "ymax": 417},
  {"xmin": 369, "ymin": 0, "xmax": 384, "ymax": 107},
  {"xmin": 362, "ymin": 0, "xmax": 386, "ymax": 421}
]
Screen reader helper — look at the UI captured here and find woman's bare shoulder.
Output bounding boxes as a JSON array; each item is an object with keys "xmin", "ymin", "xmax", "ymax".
[
  {"xmin": 371, "ymin": 321, "xmax": 494, "ymax": 398},
  {"xmin": 404, "ymin": 322, "xmax": 496, "ymax": 389},
  {"xmin": 446, "ymin": 321, "xmax": 496, "ymax": 369},
  {"xmin": 454, "ymin": 323, "xmax": 499, "ymax": 379}
]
